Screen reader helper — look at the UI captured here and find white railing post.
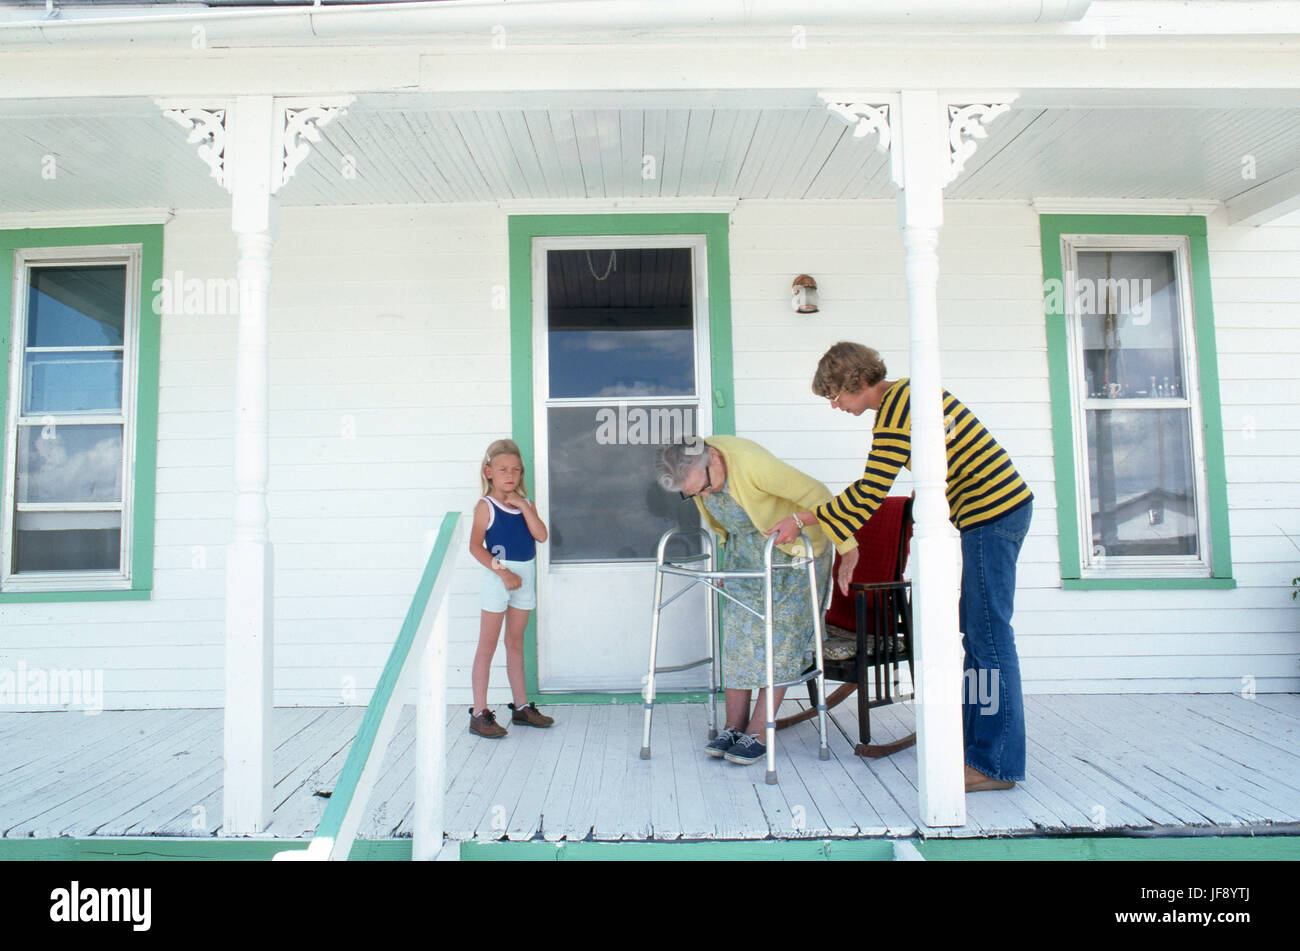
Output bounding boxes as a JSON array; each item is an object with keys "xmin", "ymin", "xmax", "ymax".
[{"xmin": 413, "ymin": 591, "xmax": 451, "ymax": 860}]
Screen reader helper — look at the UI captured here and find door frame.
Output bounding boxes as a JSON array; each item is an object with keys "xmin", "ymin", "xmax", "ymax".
[{"xmin": 506, "ymin": 213, "xmax": 735, "ymax": 703}]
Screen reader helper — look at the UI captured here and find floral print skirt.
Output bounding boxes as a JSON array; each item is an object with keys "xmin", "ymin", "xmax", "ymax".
[{"xmin": 701, "ymin": 490, "xmax": 831, "ymax": 690}]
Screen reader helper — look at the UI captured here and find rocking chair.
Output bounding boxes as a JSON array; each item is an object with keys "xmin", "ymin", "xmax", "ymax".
[{"xmin": 776, "ymin": 495, "xmax": 915, "ymax": 758}]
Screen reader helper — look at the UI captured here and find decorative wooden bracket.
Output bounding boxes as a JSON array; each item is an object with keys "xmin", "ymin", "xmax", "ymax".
[
  {"xmin": 277, "ymin": 100, "xmax": 352, "ymax": 192},
  {"xmin": 945, "ymin": 102, "xmax": 1011, "ymax": 185},
  {"xmin": 161, "ymin": 106, "xmax": 229, "ymax": 189},
  {"xmin": 825, "ymin": 100, "xmax": 892, "ymax": 153},
  {"xmin": 160, "ymin": 96, "xmax": 354, "ymax": 194}
]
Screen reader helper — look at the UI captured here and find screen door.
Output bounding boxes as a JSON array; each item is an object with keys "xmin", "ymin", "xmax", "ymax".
[{"xmin": 532, "ymin": 234, "xmax": 714, "ymax": 692}]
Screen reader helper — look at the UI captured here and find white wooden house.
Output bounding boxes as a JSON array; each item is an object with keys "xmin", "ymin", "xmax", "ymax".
[{"xmin": 0, "ymin": 0, "xmax": 1297, "ymax": 859}]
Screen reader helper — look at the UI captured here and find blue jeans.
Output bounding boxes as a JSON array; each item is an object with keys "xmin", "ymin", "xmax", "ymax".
[{"xmin": 959, "ymin": 499, "xmax": 1032, "ymax": 782}]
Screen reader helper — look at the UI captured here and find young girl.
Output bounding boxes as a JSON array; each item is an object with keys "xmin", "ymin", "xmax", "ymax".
[{"xmin": 468, "ymin": 438, "xmax": 553, "ymax": 738}]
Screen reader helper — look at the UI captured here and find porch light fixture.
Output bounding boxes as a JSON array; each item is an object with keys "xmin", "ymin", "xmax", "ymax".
[{"xmin": 791, "ymin": 274, "xmax": 819, "ymax": 314}]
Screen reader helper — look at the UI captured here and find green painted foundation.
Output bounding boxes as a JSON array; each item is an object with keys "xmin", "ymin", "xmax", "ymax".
[
  {"xmin": 460, "ymin": 835, "xmax": 1300, "ymax": 862},
  {"xmin": 460, "ymin": 839, "xmax": 897, "ymax": 861},
  {"xmin": 0, "ymin": 837, "xmax": 410, "ymax": 861},
  {"xmin": 2, "ymin": 834, "xmax": 1295, "ymax": 862},
  {"xmin": 915, "ymin": 835, "xmax": 1300, "ymax": 861}
]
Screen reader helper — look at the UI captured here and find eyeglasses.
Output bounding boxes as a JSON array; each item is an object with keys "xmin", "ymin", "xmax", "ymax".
[{"xmin": 679, "ymin": 462, "xmax": 712, "ymax": 501}]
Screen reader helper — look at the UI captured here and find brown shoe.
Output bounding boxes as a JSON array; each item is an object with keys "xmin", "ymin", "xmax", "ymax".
[
  {"xmin": 509, "ymin": 701, "xmax": 555, "ymax": 728},
  {"xmin": 965, "ymin": 764, "xmax": 1015, "ymax": 792},
  {"xmin": 469, "ymin": 707, "xmax": 508, "ymax": 739}
]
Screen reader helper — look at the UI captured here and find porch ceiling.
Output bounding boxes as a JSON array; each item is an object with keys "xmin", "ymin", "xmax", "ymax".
[{"xmin": 1, "ymin": 95, "xmax": 1298, "ymax": 212}]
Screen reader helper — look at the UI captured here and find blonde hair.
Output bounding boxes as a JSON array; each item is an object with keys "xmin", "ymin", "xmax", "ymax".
[
  {"xmin": 480, "ymin": 438, "xmax": 528, "ymax": 497},
  {"xmin": 811, "ymin": 341, "xmax": 887, "ymax": 399}
]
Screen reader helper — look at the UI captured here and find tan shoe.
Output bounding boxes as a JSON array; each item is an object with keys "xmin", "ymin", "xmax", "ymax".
[
  {"xmin": 965, "ymin": 764, "xmax": 1015, "ymax": 792},
  {"xmin": 469, "ymin": 707, "xmax": 508, "ymax": 739},
  {"xmin": 509, "ymin": 701, "xmax": 555, "ymax": 728}
]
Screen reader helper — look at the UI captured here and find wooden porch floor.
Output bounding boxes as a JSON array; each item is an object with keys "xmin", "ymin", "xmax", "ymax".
[{"xmin": 1, "ymin": 694, "xmax": 1297, "ymax": 842}]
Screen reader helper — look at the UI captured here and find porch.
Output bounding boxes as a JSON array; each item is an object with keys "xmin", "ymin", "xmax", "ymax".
[
  {"xmin": 0, "ymin": 2, "xmax": 1298, "ymax": 846},
  {"xmin": 2, "ymin": 692, "xmax": 1297, "ymax": 846}
]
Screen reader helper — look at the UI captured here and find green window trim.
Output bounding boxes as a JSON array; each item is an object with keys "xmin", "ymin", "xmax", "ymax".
[
  {"xmin": 507, "ymin": 213, "xmax": 735, "ymax": 701},
  {"xmin": 0, "ymin": 225, "xmax": 162, "ymax": 602},
  {"xmin": 1038, "ymin": 214, "xmax": 1233, "ymax": 590}
]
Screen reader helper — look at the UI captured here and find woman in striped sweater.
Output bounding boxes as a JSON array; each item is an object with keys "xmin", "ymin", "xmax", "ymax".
[{"xmin": 767, "ymin": 342, "xmax": 1033, "ymax": 793}]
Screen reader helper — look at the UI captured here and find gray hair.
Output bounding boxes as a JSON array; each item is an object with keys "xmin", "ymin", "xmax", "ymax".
[{"xmin": 654, "ymin": 440, "xmax": 709, "ymax": 492}]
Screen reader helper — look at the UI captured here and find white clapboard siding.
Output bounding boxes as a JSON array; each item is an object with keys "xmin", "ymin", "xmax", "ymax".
[
  {"xmin": 2, "ymin": 204, "xmax": 512, "ymax": 709},
  {"xmin": 1, "ymin": 201, "xmax": 1296, "ymax": 710},
  {"xmin": 726, "ymin": 198, "xmax": 1300, "ymax": 695}
]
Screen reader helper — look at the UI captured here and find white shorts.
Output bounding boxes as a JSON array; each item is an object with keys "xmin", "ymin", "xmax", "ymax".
[{"xmin": 480, "ymin": 558, "xmax": 537, "ymax": 613}]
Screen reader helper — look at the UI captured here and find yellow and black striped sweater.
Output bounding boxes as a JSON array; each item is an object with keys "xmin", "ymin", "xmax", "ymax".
[{"xmin": 814, "ymin": 379, "xmax": 1033, "ymax": 543}]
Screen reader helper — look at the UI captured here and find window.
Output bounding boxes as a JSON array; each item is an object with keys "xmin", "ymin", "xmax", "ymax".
[
  {"xmin": 0, "ymin": 227, "xmax": 161, "ymax": 600},
  {"xmin": 539, "ymin": 242, "xmax": 708, "ymax": 563},
  {"xmin": 1040, "ymin": 216, "xmax": 1233, "ymax": 589}
]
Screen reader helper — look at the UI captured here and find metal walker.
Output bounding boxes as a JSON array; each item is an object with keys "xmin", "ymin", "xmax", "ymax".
[{"xmin": 639, "ymin": 527, "xmax": 831, "ymax": 784}]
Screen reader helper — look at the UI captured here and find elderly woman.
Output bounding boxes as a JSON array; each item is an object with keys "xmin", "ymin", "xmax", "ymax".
[{"xmin": 654, "ymin": 436, "xmax": 856, "ymax": 765}]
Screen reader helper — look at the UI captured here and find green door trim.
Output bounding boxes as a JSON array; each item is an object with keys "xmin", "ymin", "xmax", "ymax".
[
  {"xmin": 507, "ymin": 213, "xmax": 735, "ymax": 703},
  {"xmin": 1038, "ymin": 214, "xmax": 1233, "ymax": 590}
]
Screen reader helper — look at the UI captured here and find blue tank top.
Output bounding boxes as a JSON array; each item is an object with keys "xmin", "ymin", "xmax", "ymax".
[{"xmin": 482, "ymin": 496, "xmax": 536, "ymax": 562}]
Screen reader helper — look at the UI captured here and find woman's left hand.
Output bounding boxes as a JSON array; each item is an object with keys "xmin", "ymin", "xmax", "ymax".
[{"xmin": 764, "ymin": 515, "xmax": 801, "ymax": 546}]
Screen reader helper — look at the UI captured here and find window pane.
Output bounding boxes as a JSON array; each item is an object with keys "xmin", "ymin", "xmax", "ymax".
[
  {"xmin": 13, "ymin": 510, "xmax": 120, "ymax": 573},
  {"xmin": 547, "ymin": 404, "xmax": 702, "ymax": 563},
  {"xmin": 23, "ymin": 351, "xmax": 123, "ymax": 415},
  {"xmin": 27, "ymin": 265, "xmax": 126, "ymax": 347},
  {"xmin": 1087, "ymin": 408, "xmax": 1198, "ymax": 558},
  {"xmin": 547, "ymin": 248, "xmax": 696, "ymax": 398},
  {"xmin": 1077, "ymin": 251, "xmax": 1185, "ymax": 399},
  {"xmin": 16, "ymin": 424, "xmax": 123, "ymax": 503}
]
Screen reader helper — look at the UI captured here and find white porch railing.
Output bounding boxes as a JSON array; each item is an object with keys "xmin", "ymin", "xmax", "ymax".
[{"xmin": 274, "ymin": 511, "xmax": 463, "ymax": 861}]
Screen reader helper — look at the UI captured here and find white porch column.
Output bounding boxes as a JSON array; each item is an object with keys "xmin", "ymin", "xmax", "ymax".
[
  {"xmin": 827, "ymin": 89, "xmax": 1012, "ymax": 828},
  {"xmin": 894, "ymin": 90, "xmax": 966, "ymax": 828},
  {"xmin": 163, "ymin": 95, "xmax": 351, "ymax": 834},
  {"xmin": 225, "ymin": 94, "xmax": 279, "ymax": 834}
]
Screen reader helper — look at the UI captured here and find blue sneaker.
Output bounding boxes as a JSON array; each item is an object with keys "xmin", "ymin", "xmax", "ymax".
[
  {"xmin": 723, "ymin": 732, "xmax": 766, "ymax": 766},
  {"xmin": 705, "ymin": 727, "xmax": 742, "ymax": 758}
]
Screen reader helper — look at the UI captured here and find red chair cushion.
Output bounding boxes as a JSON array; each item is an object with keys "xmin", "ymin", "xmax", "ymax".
[{"xmin": 825, "ymin": 496, "xmax": 911, "ymax": 632}]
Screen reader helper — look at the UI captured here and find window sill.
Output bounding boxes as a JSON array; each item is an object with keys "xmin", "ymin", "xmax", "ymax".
[
  {"xmin": 0, "ymin": 589, "xmax": 151, "ymax": 603},
  {"xmin": 1062, "ymin": 577, "xmax": 1235, "ymax": 591}
]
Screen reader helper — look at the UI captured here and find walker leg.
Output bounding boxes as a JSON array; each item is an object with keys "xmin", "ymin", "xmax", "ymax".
[
  {"xmin": 764, "ymin": 557, "xmax": 778, "ymax": 785},
  {"xmin": 641, "ymin": 563, "xmax": 667, "ymax": 760},
  {"xmin": 810, "ymin": 552, "xmax": 830, "ymax": 761},
  {"xmin": 640, "ymin": 709, "xmax": 653, "ymax": 759},
  {"xmin": 706, "ymin": 537, "xmax": 719, "ymax": 740}
]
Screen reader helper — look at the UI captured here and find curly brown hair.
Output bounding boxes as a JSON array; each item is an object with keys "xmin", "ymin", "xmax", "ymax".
[{"xmin": 811, "ymin": 342, "xmax": 887, "ymax": 399}]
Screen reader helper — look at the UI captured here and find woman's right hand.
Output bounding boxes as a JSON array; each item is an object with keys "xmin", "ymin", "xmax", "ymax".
[
  {"xmin": 499, "ymin": 569, "xmax": 523, "ymax": 591},
  {"xmin": 836, "ymin": 547, "xmax": 860, "ymax": 597}
]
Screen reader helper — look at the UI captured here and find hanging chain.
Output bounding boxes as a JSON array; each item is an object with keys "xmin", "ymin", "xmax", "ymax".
[{"xmin": 585, "ymin": 249, "xmax": 617, "ymax": 281}]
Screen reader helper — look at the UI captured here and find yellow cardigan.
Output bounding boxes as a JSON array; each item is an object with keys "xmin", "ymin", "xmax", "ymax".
[{"xmin": 695, "ymin": 435, "xmax": 858, "ymax": 557}]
